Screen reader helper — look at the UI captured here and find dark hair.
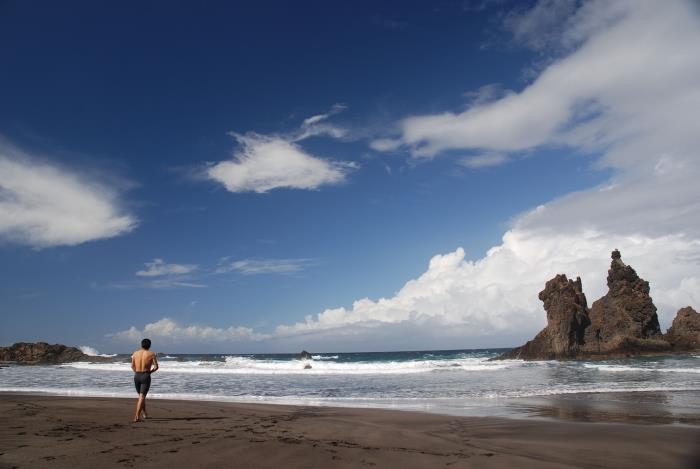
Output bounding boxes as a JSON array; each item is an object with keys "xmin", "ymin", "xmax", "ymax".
[{"xmin": 141, "ymin": 338, "xmax": 152, "ymax": 350}]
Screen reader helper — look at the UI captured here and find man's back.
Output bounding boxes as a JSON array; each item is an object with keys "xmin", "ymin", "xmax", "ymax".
[{"xmin": 132, "ymin": 349, "xmax": 155, "ymax": 372}]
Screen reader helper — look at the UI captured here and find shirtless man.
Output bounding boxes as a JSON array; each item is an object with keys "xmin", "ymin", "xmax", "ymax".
[{"xmin": 131, "ymin": 338, "xmax": 159, "ymax": 423}]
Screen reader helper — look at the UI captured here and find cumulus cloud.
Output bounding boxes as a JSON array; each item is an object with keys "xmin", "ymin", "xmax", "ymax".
[
  {"xmin": 0, "ymin": 141, "xmax": 136, "ymax": 248},
  {"xmin": 273, "ymin": 233, "xmax": 700, "ymax": 345},
  {"xmin": 215, "ymin": 257, "xmax": 313, "ymax": 275},
  {"xmin": 207, "ymin": 105, "xmax": 355, "ymax": 193},
  {"xmin": 305, "ymin": 0, "xmax": 700, "ymax": 344},
  {"xmin": 136, "ymin": 258, "xmax": 197, "ymax": 277},
  {"xmin": 111, "ymin": 1, "xmax": 700, "ymax": 351},
  {"xmin": 112, "ymin": 233, "xmax": 699, "ymax": 350}
]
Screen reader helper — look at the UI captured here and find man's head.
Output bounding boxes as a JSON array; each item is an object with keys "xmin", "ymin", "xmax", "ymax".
[{"xmin": 141, "ymin": 338, "xmax": 152, "ymax": 350}]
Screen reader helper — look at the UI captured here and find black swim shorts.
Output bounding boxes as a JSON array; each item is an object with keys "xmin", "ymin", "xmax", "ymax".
[{"xmin": 134, "ymin": 371, "xmax": 151, "ymax": 396}]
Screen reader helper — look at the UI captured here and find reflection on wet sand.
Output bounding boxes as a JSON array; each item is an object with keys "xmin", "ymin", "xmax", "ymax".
[{"xmin": 506, "ymin": 391, "xmax": 700, "ymax": 425}]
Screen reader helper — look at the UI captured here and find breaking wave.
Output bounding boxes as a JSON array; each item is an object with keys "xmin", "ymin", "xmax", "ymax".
[
  {"xmin": 62, "ymin": 355, "xmax": 517, "ymax": 375},
  {"xmin": 78, "ymin": 346, "xmax": 117, "ymax": 358}
]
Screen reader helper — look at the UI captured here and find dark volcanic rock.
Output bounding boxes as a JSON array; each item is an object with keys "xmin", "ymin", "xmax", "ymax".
[
  {"xmin": 666, "ymin": 307, "xmax": 700, "ymax": 351},
  {"xmin": 500, "ymin": 275, "xmax": 589, "ymax": 360},
  {"xmin": 299, "ymin": 350, "xmax": 313, "ymax": 360},
  {"xmin": 0, "ymin": 342, "xmax": 88, "ymax": 364},
  {"xmin": 582, "ymin": 250, "xmax": 670, "ymax": 357},
  {"xmin": 499, "ymin": 250, "xmax": 683, "ymax": 360}
]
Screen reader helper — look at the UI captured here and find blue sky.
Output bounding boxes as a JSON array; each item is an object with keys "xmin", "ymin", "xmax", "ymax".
[{"xmin": 2, "ymin": 1, "xmax": 699, "ymax": 353}]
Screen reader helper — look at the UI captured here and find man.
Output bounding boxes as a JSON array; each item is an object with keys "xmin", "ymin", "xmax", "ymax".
[{"xmin": 131, "ymin": 338, "xmax": 159, "ymax": 423}]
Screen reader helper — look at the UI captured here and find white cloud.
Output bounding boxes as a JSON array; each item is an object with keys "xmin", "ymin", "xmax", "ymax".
[
  {"xmin": 207, "ymin": 106, "xmax": 355, "ymax": 193},
  {"xmin": 112, "ymin": 318, "xmax": 268, "ymax": 345},
  {"xmin": 208, "ymin": 132, "xmax": 354, "ymax": 193},
  {"xmin": 216, "ymin": 257, "xmax": 313, "ymax": 275},
  {"xmin": 0, "ymin": 141, "xmax": 136, "ymax": 248},
  {"xmin": 136, "ymin": 258, "xmax": 197, "ymax": 277},
  {"xmin": 272, "ymin": 232, "xmax": 700, "ymax": 344},
  {"xmin": 376, "ymin": 1, "xmax": 700, "ymax": 161},
  {"xmin": 111, "ymin": 1, "xmax": 700, "ymax": 351}
]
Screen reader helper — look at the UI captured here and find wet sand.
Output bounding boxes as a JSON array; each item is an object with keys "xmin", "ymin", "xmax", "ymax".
[{"xmin": 1, "ymin": 394, "xmax": 698, "ymax": 468}]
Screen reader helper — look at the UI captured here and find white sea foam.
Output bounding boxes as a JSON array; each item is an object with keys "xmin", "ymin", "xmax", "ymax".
[
  {"xmin": 583, "ymin": 364, "xmax": 700, "ymax": 374},
  {"xmin": 311, "ymin": 355, "xmax": 339, "ymax": 360},
  {"xmin": 2, "ymin": 385, "xmax": 697, "ymax": 406},
  {"xmin": 78, "ymin": 345, "xmax": 117, "ymax": 357},
  {"xmin": 483, "ymin": 385, "xmax": 700, "ymax": 399},
  {"xmin": 4, "ymin": 351, "xmax": 698, "ymax": 419},
  {"xmin": 61, "ymin": 356, "xmax": 518, "ymax": 375}
]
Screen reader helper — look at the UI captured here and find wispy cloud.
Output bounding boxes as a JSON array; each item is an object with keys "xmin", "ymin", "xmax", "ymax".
[
  {"xmin": 102, "ymin": 255, "xmax": 313, "ymax": 290},
  {"xmin": 301, "ymin": 103, "xmax": 347, "ymax": 127},
  {"xmin": 95, "ymin": 279, "xmax": 206, "ymax": 290},
  {"xmin": 96, "ymin": 258, "xmax": 203, "ymax": 289},
  {"xmin": 143, "ymin": 279, "xmax": 207, "ymax": 289},
  {"xmin": 372, "ymin": 1, "xmax": 700, "ymax": 161},
  {"xmin": 0, "ymin": 139, "xmax": 136, "ymax": 248},
  {"xmin": 136, "ymin": 258, "xmax": 198, "ymax": 277},
  {"xmin": 215, "ymin": 257, "xmax": 314, "ymax": 275},
  {"xmin": 501, "ymin": 0, "xmax": 580, "ymax": 51},
  {"xmin": 206, "ymin": 105, "xmax": 356, "ymax": 193},
  {"xmin": 459, "ymin": 153, "xmax": 509, "ymax": 169}
]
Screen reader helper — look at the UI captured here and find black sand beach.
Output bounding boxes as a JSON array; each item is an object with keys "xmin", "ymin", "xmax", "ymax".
[{"xmin": 1, "ymin": 394, "xmax": 698, "ymax": 468}]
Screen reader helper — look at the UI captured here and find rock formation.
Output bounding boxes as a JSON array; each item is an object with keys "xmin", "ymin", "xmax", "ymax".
[
  {"xmin": 500, "ymin": 250, "xmax": 696, "ymax": 360},
  {"xmin": 580, "ymin": 249, "xmax": 670, "ymax": 357},
  {"xmin": 500, "ymin": 275, "xmax": 589, "ymax": 360},
  {"xmin": 665, "ymin": 306, "xmax": 700, "ymax": 351},
  {"xmin": 0, "ymin": 342, "xmax": 88, "ymax": 364},
  {"xmin": 299, "ymin": 350, "xmax": 313, "ymax": 360}
]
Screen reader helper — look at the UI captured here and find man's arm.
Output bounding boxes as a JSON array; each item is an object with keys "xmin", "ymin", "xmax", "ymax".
[
  {"xmin": 149, "ymin": 354, "xmax": 159, "ymax": 374},
  {"xmin": 131, "ymin": 353, "xmax": 136, "ymax": 372}
]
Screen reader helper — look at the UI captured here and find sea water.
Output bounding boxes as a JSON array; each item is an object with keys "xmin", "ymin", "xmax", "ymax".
[{"xmin": 2, "ymin": 349, "xmax": 699, "ymax": 419}]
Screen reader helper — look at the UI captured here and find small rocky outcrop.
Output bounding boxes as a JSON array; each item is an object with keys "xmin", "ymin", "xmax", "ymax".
[
  {"xmin": 666, "ymin": 307, "xmax": 700, "ymax": 351},
  {"xmin": 0, "ymin": 342, "xmax": 88, "ymax": 364},
  {"xmin": 299, "ymin": 350, "xmax": 313, "ymax": 360},
  {"xmin": 500, "ymin": 275, "xmax": 589, "ymax": 360},
  {"xmin": 499, "ymin": 250, "xmax": 694, "ymax": 360}
]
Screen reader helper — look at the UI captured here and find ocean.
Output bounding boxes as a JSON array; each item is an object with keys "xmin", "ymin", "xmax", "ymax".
[{"xmin": 2, "ymin": 349, "xmax": 699, "ymax": 420}]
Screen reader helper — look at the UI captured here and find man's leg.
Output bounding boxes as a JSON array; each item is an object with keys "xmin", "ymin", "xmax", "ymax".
[
  {"xmin": 140, "ymin": 372, "xmax": 151, "ymax": 420},
  {"xmin": 141, "ymin": 398, "xmax": 148, "ymax": 419},
  {"xmin": 134, "ymin": 394, "xmax": 145, "ymax": 422}
]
